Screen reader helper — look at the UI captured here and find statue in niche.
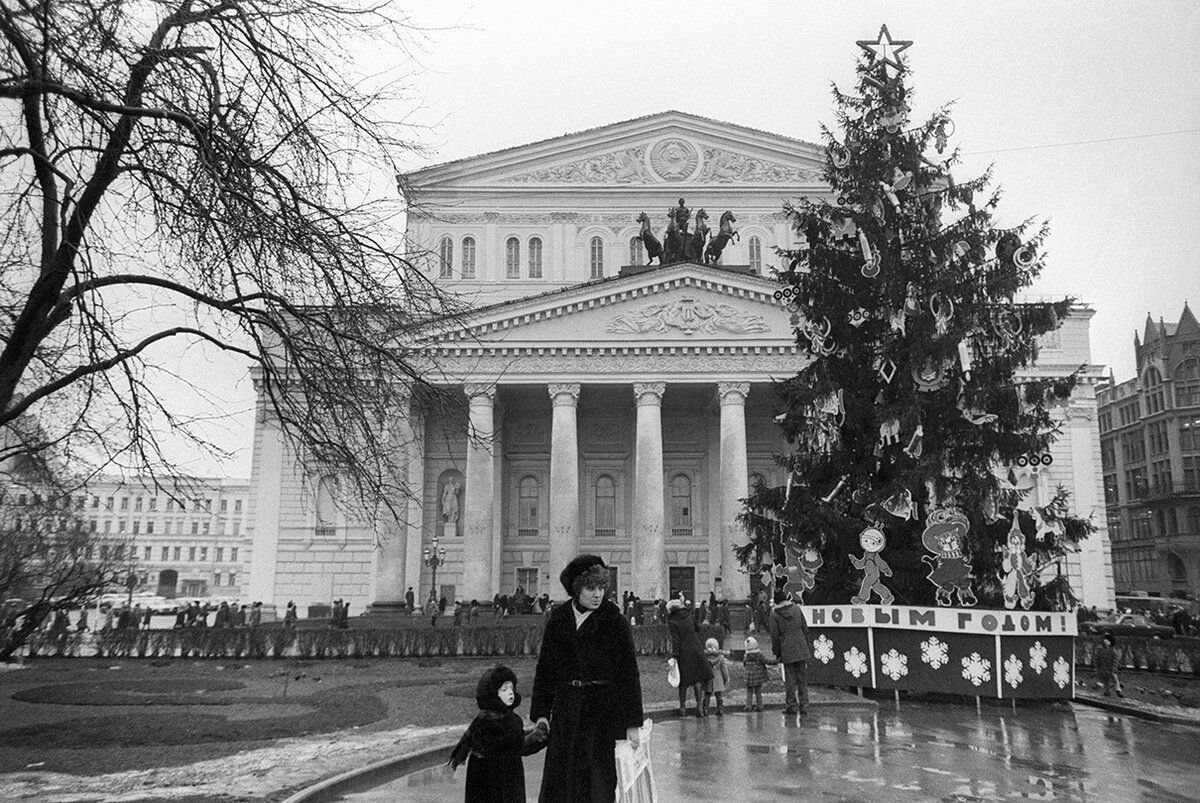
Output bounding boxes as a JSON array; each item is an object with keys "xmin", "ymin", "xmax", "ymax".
[{"xmin": 441, "ymin": 477, "xmax": 461, "ymax": 525}]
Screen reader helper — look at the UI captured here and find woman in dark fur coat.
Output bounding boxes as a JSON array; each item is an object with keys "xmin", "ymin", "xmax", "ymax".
[
  {"xmin": 531, "ymin": 555, "xmax": 644, "ymax": 801},
  {"xmin": 666, "ymin": 597, "xmax": 713, "ymax": 716},
  {"xmin": 449, "ymin": 665, "xmax": 547, "ymax": 802}
]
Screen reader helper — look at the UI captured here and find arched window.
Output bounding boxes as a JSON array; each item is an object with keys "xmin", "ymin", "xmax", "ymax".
[
  {"xmin": 1167, "ymin": 552, "xmax": 1188, "ymax": 583},
  {"xmin": 506, "ymin": 237, "xmax": 520, "ymax": 279},
  {"xmin": 1175, "ymin": 359, "xmax": 1200, "ymax": 407},
  {"xmin": 316, "ymin": 475, "xmax": 337, "ymax": 535},
  {"xmin": 528, "ymin": 237, "xmax": 543, "ymax": 278},
  {"xmin": 518, "ymin": 475, "xmax": 540, "ymax": 535},
  {"xmin": 748, "ymin": 236, "xmax": 762, "ymax": 272},
  {"xmin": 590, "ymin": 237, "xmax": 604, "ymax": 279},
  {"xmin": 461, "ymin": 236, "xmax": 476, "ymax": 279},
  {"xmin": 1145, "ymin": 367, "xmax": 1165, "ymax": 414},
  {"xmin": 438, "ymin": 237, "xmax": 453, "ymax": 279},
  {"xmin": 595, "ymin": 475, "xmax": 616, "ymax": 537},
  {"xmin": 670, "ymin": 474, "xmax": 693, "ymax": 536},
  {"xmin": 629, "ymin": 236, "xmax": 644, "ymax": 266}
]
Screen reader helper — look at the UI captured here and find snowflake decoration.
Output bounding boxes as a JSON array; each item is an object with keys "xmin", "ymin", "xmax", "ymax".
[
  {"xmin": 844, "ymin": 646, "xmax": 869, "ymax": 678},
  {"xmin": 921, "ymin": 636, "xmax": 949, "ymax": 670},
  {"xmin": 1004, "ymin": 655, "xmax": 1024, "ymax": 689},
  {"xmin": 1029, "ymin": 641, "xmax": 1048, "ymax": 675},
  {"xmin": 961, "ymin": 652, "xmax": 992, "ymax": 687},
  {"xmin": 1053, "ymin": 656, "xmax": 1071, "ymax": 689},
  {"xmin": 813, "ymin": 634, "xmax": 835, "ymax": 664},
  {"xmin": 880, "ymin": 649, "xmax": 909, "ymax": 681}
]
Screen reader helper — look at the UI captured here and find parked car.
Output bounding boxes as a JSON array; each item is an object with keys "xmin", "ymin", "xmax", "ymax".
[{"xmin": 1081, "ymin": 613, "xmax": 1175, "ymax": 639}]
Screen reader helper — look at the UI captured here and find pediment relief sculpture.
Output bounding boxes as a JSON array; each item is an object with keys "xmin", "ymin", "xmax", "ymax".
[
  {"xmin": 605, "ymin": 295, "xmax": 771, "ymax": 336},
  {"xmin": 504, "ymin": 147, "xmax": 653, "ymax": 184},
  {"xmin": 698, "ymin": 147, "xmax": 822, "ymax": 183}
]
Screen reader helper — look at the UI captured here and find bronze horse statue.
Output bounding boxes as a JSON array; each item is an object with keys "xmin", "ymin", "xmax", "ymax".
[
  {"xmin": 636, "ymin": 212, "xmax": 663, "ymax": 265},
  {"xmin": 686, "ymin": 208, "xmax": 709, "ymax": 262},
  {"xmin": 662, "ymin": 217, "xmax": 683, "ymax": 264},
  {"xmin": 704, "ymin": 211, "xmax": 738, "ymax": 265}
]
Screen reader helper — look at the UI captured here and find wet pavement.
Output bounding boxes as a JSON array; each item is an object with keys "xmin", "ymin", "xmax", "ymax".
[{"xmin": 338, "ymin": 702, "xmax": 1200, "ymax": 801}]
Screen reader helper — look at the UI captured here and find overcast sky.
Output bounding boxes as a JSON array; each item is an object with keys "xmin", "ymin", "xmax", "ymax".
[{"xmin": 187, "ymin": 0, "xmax": 1200, "ymax": 477}]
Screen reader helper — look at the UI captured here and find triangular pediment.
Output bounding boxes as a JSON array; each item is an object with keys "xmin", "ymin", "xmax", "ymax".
[
  {"xmin": 403, "ymin": 111, "xmax": 827, "ymax": 192},
  {"xmin": 424, "ymin": 263, "xmax": 798, "ymax": 350}
]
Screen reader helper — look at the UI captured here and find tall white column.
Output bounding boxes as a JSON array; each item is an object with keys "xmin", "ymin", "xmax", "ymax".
[
  {"xmin": 462, "ymin": 384, "xmax": 496, "ymax": 601},
  {"xmin": 718, "ymin": 382, "xmax": 751, "ymax": 601},
  {"xmin": 632, "ymin": 383, "xmax": 666, "ymax": 600},
  {"xmin": 548, "ymin": 384, "xmax": 582, "ymax": 581},
  {"xmin": 371, "ymin": 394, "xmax": 413, "ymax": 608}
]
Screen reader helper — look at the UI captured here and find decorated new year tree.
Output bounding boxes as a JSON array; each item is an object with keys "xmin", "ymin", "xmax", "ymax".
[{"xmin": 738, "ymin": 27, "xmax": 1094, "ymax": 612}]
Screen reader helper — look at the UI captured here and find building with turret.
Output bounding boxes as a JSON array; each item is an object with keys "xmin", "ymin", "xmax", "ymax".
[{"xmin": 1098, "ymin": 304, "xmax": 1200, "ymax": 602}]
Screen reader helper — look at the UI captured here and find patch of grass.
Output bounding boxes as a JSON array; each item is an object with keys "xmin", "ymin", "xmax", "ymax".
[{"xmin": 13, "ymin": 679, "xmax": 245, "ymax": 706}]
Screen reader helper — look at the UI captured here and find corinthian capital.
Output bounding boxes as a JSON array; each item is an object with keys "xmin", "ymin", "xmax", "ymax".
[
  {"xmin": 633, "ymin": 383, "xmax": 666, "ymax": 405},
  {"xmin": 463, "ymin": 383, "xmax": 497, "ymax": 403},
  {"xmin": 547, "ymin": 383, "xmax": 581, "ymax": 406},
  {"xmin": 717, "ymin": 382, "xmax": 750, "ymax": 405}
]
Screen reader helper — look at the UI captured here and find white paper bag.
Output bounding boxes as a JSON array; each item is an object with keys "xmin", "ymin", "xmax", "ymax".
[{"xmin": 615, "ymin": 718, "xmax": 656, "ymax": 803}]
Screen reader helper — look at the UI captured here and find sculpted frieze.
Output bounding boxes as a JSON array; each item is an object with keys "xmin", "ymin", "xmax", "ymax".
[
  {"xmin": 436, "ymin": 352, "xmax": 806, "ymax": 376},
  {"xmin": 698, "ymin": 147, "xmax": 821, "ymax": 183},
  {"xmin": 606, "ymin": 296, "xmax": 771, "ymax": 336},
  {"xmin": 504, "ymin": 147, "xmax": 654, "ymax": 184}
]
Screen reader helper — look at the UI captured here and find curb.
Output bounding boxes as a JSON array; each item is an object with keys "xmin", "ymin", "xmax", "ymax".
[
  {"xmin": 1073, "ymin": 694, "xmax": 1200, "ymax": 728},
  {"xmin": 281, "ymin": 695, "xmax": 877, "ymax": 802}
]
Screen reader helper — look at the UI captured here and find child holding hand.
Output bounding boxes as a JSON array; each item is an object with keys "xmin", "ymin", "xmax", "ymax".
[
  {"xmin": 449, "ymin": 665, "xmax": 547, "ymax": 802},
  {"xmin": 703, "ymin": 637, "xmax": 731, "ymax": 716}
]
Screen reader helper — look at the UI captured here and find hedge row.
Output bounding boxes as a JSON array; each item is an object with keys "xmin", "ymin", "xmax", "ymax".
[
  {"xmin": 1076, "ymin": 635, "xmax": 1200, "ymax": 675},
  {"xmin": 22, "ymin": 622, "xmax": 737, "ymax": 660}
]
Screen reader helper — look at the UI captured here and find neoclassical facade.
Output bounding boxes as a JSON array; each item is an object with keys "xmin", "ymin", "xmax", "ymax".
[{"xmin": 245, "ymin": 112, "xmax": 1114, "ymax": 612}]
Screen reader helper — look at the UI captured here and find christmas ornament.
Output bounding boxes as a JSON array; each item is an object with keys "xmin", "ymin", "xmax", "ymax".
[
  {"xmin": 957, "ymin": 339, "xmax": 974, "ymax": 381},
  {"xmin": 882, "ymin": 488, "xmax": 915, "ymax": 519},
  {"xmin": 957, "ymin": 389, "xmax": 997, "ymax": 426},
  {"xmin": 856, "ymin": 24, "xmax": 913, "ymax": 73},
  {"xmin": 848, "ymin": 308, "xmax": 870, "ymax": 327},
  {"xmin": 1032, "ymin": 506, "xmax": 1065, "ymax": 543},
  {"xmin": 778, "ymin": 540, "xmax": 823, "ymax": 603},
  {"xmin": 850, "ymin": 527, "xmax": 895, "ymax": 605},
  {"xmin": 857, "ymin": 229, "xmax": 874, "ymax": 262},
  {"xmin": 878, "ymin": 105, "xmax": 910, "ymax": 134},
  {"xmin": 877, "ymin": 357, "xmax": 898, "ymax": 384},
  {"xmin": 904, "ymin": 282, "xmax": 920, "ymax": 316},
  {"xmin": 934, "ymin": 118, "xmax": 955, "ymax": 154},
  {"xmin": 880, "ymin": 168, "xmax": 913, "ymax": 208},
  {"xmin": 830, "ymin": 145, "xmax": 851, "ymax": 169},
  {"xmin": 1000, "ymin": 515, "xmax": 1035, "ymax": 610},
  {"xmin": 1016, "ymin": 453, "xmax": 1053, "ymax": 467},
  {"xmin": 950, "ymin": 240, "xmax": 970, "ymax": 261},
  {"xmin": 920, "ymin": 507, "xmax": 978, "ymax": 607},
  {"xmin": 830, "ymin": 217, "xmax": 857, "ymax": 240},
  {"xmin": 930, "ymin": 293, "xmax": 954, "ymax": 336},
  {"xmin": 1014, "ymin": 244, "xmax": 1036, "ymax": 267},
  {"xmin": 995, "ymin": 232, "xmax": 1021, "ymax": 265},
  {"xmin": 861, "ymin": 252, "xmax": 881, "ymax": 278},
  {"xmin": 981, "ymin": 493, "xmax": 1005, "ymax": 524},
  {"xmin": 912, "ymin": 359, "xmax": 950, "ymax": 392},
  {"xmin": 821, "ymin": 474, "xmax": 849, "ymax": 504},
  {"xmin": 879, "ymin": 418, "xmax": 901, "ymax": 447},
  {"xmin": 992, "ymin": 309, "xmax": 1022, "ymax": 343},
  {"xmin": 903, "ymin": 424, "xmax": 924, "ymax": 458},
  {"xmin": 889, "ymin": 308, "xmax": 906, "ymax": 336}
]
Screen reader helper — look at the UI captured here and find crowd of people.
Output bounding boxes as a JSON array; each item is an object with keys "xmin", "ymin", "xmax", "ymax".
[{"xmin": 1076, "ymin": 602, "xmax": 1196, "ymax": 635}]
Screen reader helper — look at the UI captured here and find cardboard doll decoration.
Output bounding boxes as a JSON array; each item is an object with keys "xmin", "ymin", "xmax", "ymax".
[
  {"xmin": 778, "ymin": 539, "xmax": 824, "ymax": 602},
  {"xmin": 850, "ymin": 527, "xmax": 895, "ymax": 605},
  {"xmin": 1000, "ymin": 514, "xmax": 1036, "ymax": 610},
  {"xmin": 920, "ymin": 508, "xmax": 978, "ymax": 607}
]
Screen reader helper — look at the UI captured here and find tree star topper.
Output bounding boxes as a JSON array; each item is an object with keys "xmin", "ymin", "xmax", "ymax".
[{"xmin": 857, "ymin": 25, "xmax": 913, "ymax": 73}]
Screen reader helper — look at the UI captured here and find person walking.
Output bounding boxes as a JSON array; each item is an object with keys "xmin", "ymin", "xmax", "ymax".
[
  {"xmin": 667, "ymin": 598, "xmax": 712, "ymax": 717},
  {"xmin": 531, "ymin": 555, "xmax": 643, "ymax": 801},
  {"xmin": 768, "ymin": 589, "xmax": 812, "ymax": 716},
  {"xmin": 702, "ymin": 637, "xmax": 730, "ymax": 716},
  {"xmin": 1095, "ymin": 634, "xmax": 1123, "ymax": 697},
  {"xmin": 405, "ymin": 586, "xmax": 415, "ymax": 615}
]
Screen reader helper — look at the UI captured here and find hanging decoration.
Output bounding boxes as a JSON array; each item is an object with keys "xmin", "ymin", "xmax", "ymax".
[
  {"xmin": 1000, "ymin": 515, "xmax": 1036, "ymax": 610},
  {"xmin": 850, "ymin": 526, "xmax": 896, "ymax": 605},
  {"xmin": 830, "ymin": 144, "xmax": 851, "ymax": 169},
  {"xmin": 904, "ymin": 282, "xmax": 921, "ymax": 317},
  {"xmin": 992, "ymin": 308, "xmax": 1023, "ymax": 344},
  {"xmin": 876, "ymin": 356, "xmax": 898, "ymax": 384},
  {"xmin": 957, "ymin": 340, "xmax": 974, "ymax": 381},
  {"xmin": 903, "ymin": 424, "xmax": 924, "ymax": 459},
  {"xmin": 830, "ymin": 217, "xmax": 857, "ymax": 240},
  {"xmin": 1013, "ymin": 243, "xmax": 1037, "ymax": 267},
  {"xmin": 912, "ymin": 359, "xmax": 950, "ymax": 392},
  {"xmin": 881, "ymin": 488, "xmax": 915, "ymax": 520},
  {"xmin": 856, "ymin": 24, "xmax": 913, "ymax": 73},
  {"xmin": 848, "ymin": 307, "xmax": 870, "ymax": 327},
  {"xmin": 889, "ymin": 307, "xmax": 906, "ymax": 336},
  {"xmin": 981, "ymin": 493, "xmax": 1005, "ymax": 524},
  {"xmin": 1032, "ymin": 506, "xmax": 1065, "ymax": 544},
  {"xmin": 778, "ymin": 539, "xmax": 823, "ymax": 602},
  {"xmin": 879, "ymin": 418, "xmax": 901, "ymax": 447},
  {"xmin": 957, "ymin": 390, "xmax": 998, "ymax": 426},
  {"xmin": 934, "ymin": 117, "xmax": 955, "ymax": 154},
  {"xmin": 920, "ymin": 507, "xmax": 978, "ymax": 607},
  {"xmin": 930, "ymin": 293, "xmax": 954, "ymax": 336}
]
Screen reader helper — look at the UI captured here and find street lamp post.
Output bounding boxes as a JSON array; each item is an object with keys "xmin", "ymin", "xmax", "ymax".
[{"xmin": 423, "ymin": 538, "xmax": 447, "ymax": 606}]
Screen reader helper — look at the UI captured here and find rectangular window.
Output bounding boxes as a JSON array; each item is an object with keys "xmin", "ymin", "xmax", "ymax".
[
  {"xmin": 173, "ymin": 546, "xmax": 181, "ymax": 561},
  {"xmin": 114, "ymin": 545, "xmax": 124, "ymax": 560},
  {"xmin": 1101, "ymin": 440, "xmax": 1115, "ymax": 471},
  {"xmin": 193, "ymin": 500, "xmax": 202, "ymax": 512},
  {"xmin": 231, "ymin": 547, "xmax": 239, "ymax": 562},
  {"xmin": 1184, "ymin": 456, "xmax": 1200, "ymax": 491},
  {"xmin": 106, "ymin": 497, "xmax": 114, "ymax": 510},
  {"xmin": 149, "ymin": 498, "xmax": 157, "ymax": 511},
  {"xmin": 117, "ymin": 520, "xmax": 126, "ymax": 533},
  {"xmin": 134, "ymin": 496, "xmax": 143, "ymax": 511},
  {"xmin": 161, "ymin": 546, "xmax": 169, "ymax": 561},
  {"xmin": 92, "ymin": 496, "xmax": 100, "ymax": 508},
  {"xmin": 439, "ymin": 237, "xmax": 453, "ymax": 278},
  {"xmin": 75, "ymin": 496, "xmax": 85, "ymax": 510},
  {"xmin": 1103, "ymin": 474, "xmax": 1118, "ymax": 505},
  {"xmin": 189, "ymin": 547, "xmax": 196, "ymax": 561},
  {"xmin": 89, "ymin": 520, "xmax": 97, "ymax": 533},
  {"xmin": 202, "ymin": 522, "xmax": 210, "ymax": 535},
  {"xmin": 516, "ymin": 567, "xmax": 538, "ymax": 596},
  {"xmin": 589, "ymin": 237, "xmax": 604, "ymax": 279},
  {"xmin": 191, "ymin": 522, "xmax": 199, "ymax": 535},
  {"xmin": 228, "ymin": 573, "xmax": 237, "ymax": 587},
  {"xmin": 163, "ymin": 521, "xmax": 171, "ymax": 535},
  {"xmin": 461, "ymin": 237, "xmax": 476, "ymax": 279},
  {"xmin": 1151, "ymin": 459, "xmax": 1173, "ymax": 494},
  {"xmin": 200, "ymin": 547, "xmax": 207, "ymax": 561},
  {"xmin": 214, "ymin": 572, "xmax": 222, "ymax": 588},
  {"xmin": 103, "ymin": 520, "xmax": 112, "ymax": 534},
  {"xmin": 216, "ymin": 547, "xmax": 224, "ymax": 562},
  {"xmin": 100, "ymin": 545, "xmax": 109, "ymax": 560},
  {"xmin": 505, "ymin": 237, "xmax": 520, "ymax": 278},
  {"xmin": 220, "ymin": 499, "xmax": 228, "ymax": 513},
  {"xmin": 668, "ymin": 566, "xmax": 695, "ymax": 603},
  {"xmin": 132, "ymin": 520, "xmax": 140, "ymax": 535},
  {"xmin": 146, "ymin": 521, "xmax": 154, "ymax": 534},
  {"xmin": 144, "ymin": 546, "xmax": 152, "ymax": 560},
  {"xmin": 120, "ymin": 497, "xmax": 129, "ymax": 510},
  {"xmin": 233, "ymin": 521, "xmax": 240, "ymax": 536},
  {"xmin": 204, "ymin": 499, "xmax": 212, "ymax": 512},
  {"xmin": 234, "ymin": 499, "xmax": 243, "ymax": 514}
]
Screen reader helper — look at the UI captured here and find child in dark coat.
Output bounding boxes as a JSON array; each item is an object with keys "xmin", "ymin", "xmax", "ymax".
[
  {"xmin": 449, "ymin": 665, "xmax": 547, "ymax": 802},
  {"xmin": 1094, "ymin": 634, "xmax": 1123, "ymax": 697},
  {"xmin": 742, "ymin": 636, "xmax": 771, "ymax": 712}
]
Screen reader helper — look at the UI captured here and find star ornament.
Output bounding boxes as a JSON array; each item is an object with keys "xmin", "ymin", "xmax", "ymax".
[{"xmin": 857, "ymin": 25, "xmax": 913, "ymax": 73}]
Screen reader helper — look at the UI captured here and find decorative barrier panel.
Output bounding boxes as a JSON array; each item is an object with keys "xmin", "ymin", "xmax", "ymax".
[{"xmin": 803, "ymin": 605, "xmax": 1077, "ymax": 700}]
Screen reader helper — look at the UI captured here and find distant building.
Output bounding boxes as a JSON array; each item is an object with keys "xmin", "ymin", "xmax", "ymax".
[
  {"xmin": 76, "ymin": 476, "xmax": 251, "ymax": 600},
  {"xmin": 1098, "ymin": 305, "xmax": 1200, "ymax": 602}
]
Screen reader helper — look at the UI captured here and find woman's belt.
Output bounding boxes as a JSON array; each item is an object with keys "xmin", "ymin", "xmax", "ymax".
[{"xmin": 563, "ymin": 679, "xmax": 611, "ymax": 687}]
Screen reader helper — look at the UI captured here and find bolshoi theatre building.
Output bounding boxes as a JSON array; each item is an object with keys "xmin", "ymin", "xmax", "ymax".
[{"xmin": 246, "ymin": 112, "xmax": 1114, "ymax": 613}]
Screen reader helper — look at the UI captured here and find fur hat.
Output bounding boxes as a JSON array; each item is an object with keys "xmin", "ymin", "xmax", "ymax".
[
  {"xmin": 744, "ymin": 636, "xmax": 759, "ymax": 651},
  {"xmin": 475, "ymin": 665, "xmax": 520, "ymax": 712},
  {"xmin": 559, "ymin": 554, "xmax": 607, "ymax": 595},
  {"xmin": 704, "ymin": 638, "xmax": 720, "ymax": 652},
  {"xmin": 666, "ymin": 598, "xmax": 686, "ymax": 612},
  {"xmin": 773, "ymin": 589, "xmax": 792, "ymax": 605}
]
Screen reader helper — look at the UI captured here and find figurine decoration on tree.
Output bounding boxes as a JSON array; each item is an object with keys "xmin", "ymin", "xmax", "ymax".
[
  {"xmin": 1000, "ymin": 514, "xmax": 1036, "ymax": 610},
  {"xmin": 735, "ymin": 25, "xmax": 1094, "ymax": 610}
]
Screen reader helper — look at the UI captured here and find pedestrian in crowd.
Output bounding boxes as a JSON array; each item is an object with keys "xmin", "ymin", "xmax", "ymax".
[
  {"xmin": 195, "ymin": 604, "xmax": 209, "ymax": 628},
  {"xmin": 117, "ymin": 605, "xmax": 133, "ymax": 630},
  {"xmin": 768, "ymin": 588, "xmax": 811, "ymax": 716},
  {"xmin": 531, "ymin": 555, "xmax": 644, "ymax": 801},
  {"xmin": 492, "ymin": 592, "xmax": 504, "ymax": 622},
  {"xmin": 141, "ymin": 606, "xmax": 152, "ymax": 629},
  {"xmin": 426, "ymin": 593, "xmax": 440, "ymax": 627},
  {"xmin": 339, "ymin": 601, "xmax": 351, "ymax": 628},
  {"xmin": 448, "ymin": 665, "xmax": 547, "ymax": 802},
  {"xmin": 453, "ymin": 601, "xmax": 463, "ymax": 627},
  {"xmin": 1171, "ymin": 606, "xmax": 1192, "ymax": 637},
  {"xmin": 702, "ymin": 637, "xmax": 730, "ymax": 717},
  {"xmin": 439, "ymin": 595, "xmax": 448, "ymax": 617},
  {"xmin": 185, "ymin": 600, "xmax": 199, "ymax": 626},
  {"xmin": 656, "ymin": 598, "xmax": 667, "ymax": 624},
  {"xmin": 249, "ymin": 602, "xmax": 262, "ymax": 628},
  {"xmin": 329, "ymin": 599, "xmax": 342, "ymax": 629},
  {"xmin": 742, "ymin": 636, "xmax": 771, "ymax": 712},
  {"xmin": 696, "ymin": 600, "xmax": 707, "ymax": 629},
  {"xmin": 131, "ymin": 604, "xmax": 143, "ymax": 629},
  {"xmin": 405, "ymin": 586, "xmax": 415, "ymax": 615},
  {"xmin": 235, "ymin": 604, "xmax": 248, "ymax": 628},
  {"xmin": 667, "ymin": 597, "xmax": 712, "ymax": 718},
  {"xmin": 76, "ymin": 607, "xmax": 89, "ymax": 633},
  {"xmin": 538, "ymin": 593, "xmax": 550, "ymax": 615},
  {"xmin": 173, "ymin": 606, "xmax": 186, "ymax": 630},
  {"xmin": 49, "ymin": 609, "xmax": 70, "ymax": 656},
  {"xmin": 632, "ymin": 595, "xmax": 644, "ymax": 626},
  {"xmin": 215, "ymin": 601, "xmax": 231, "ymax": 628},
  {"xmin": 283, "ymin": 600, "xmax": 298, "ymax": 630},
  {"xmin": 469, "ymin": 599, "xmax": 479, "ymax": 625},
  {"xmin": 1095, "ymin": 634, "xmax": 1123, "ymax": 697},
  {"xmin": 717, "ymin": 599, "xmax": 730, "ymax": 633}
]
